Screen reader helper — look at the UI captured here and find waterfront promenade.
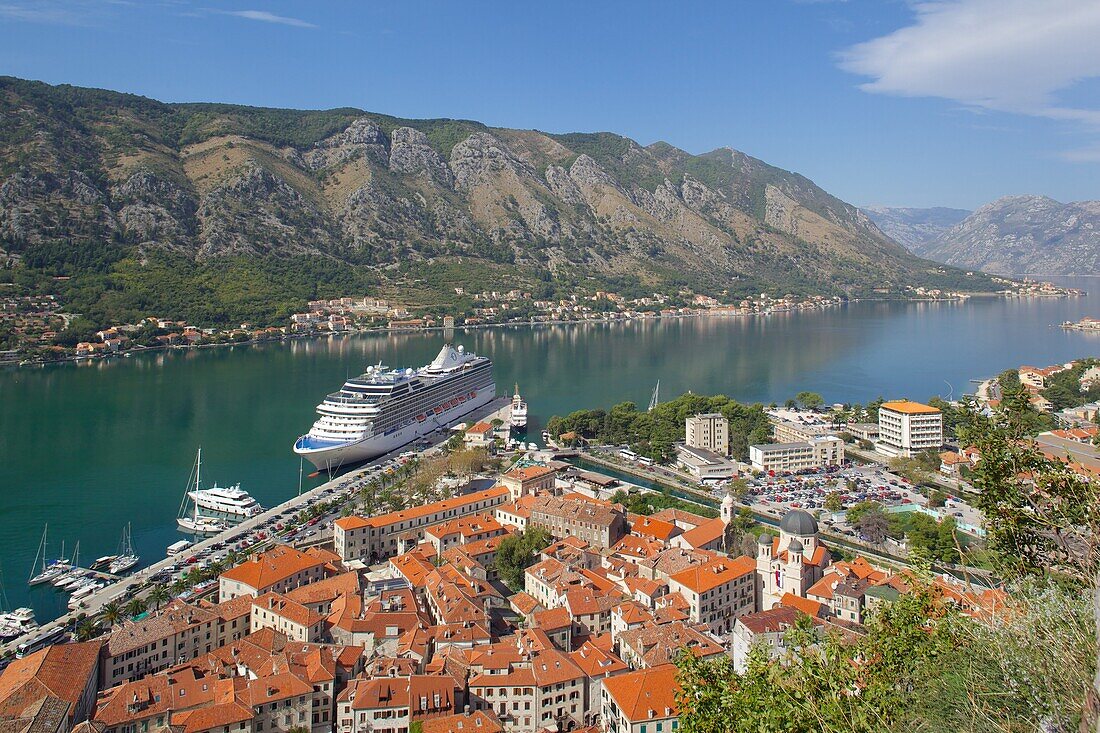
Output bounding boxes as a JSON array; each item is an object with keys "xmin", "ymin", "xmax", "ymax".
[{"xmin": 0, "ymin": 396, "xmax": 511, "ymax": 655}]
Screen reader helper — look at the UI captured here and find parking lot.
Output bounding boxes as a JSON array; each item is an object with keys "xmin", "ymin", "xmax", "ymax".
[{"xmin": 711, "ymin": 463, "xmax": 983, "ymax": 537}]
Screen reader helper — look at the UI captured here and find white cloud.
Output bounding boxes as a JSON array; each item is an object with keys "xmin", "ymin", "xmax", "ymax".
[
  {"xmin": 838, "ymin": 0, "xmax": 1100, "ymax": 127},
  {"xmin": 224, "ymin": 9, "xmax": 315, "ymax": 28},
  {"xmin": 1058, "ymin": 143, "xmax": 1100, "ymax": 163},
  {"xmin": 0, "ymin": 2, "xmax": 87, "ymax": 24}
]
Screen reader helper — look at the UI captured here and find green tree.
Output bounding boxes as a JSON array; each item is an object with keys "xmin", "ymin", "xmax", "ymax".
[
  {"xmin": 147, "ymin": 584, "xmax": 171, "ymax": 611},
  {"xmin": 494, "ymin": 528, "xmax": 553, "ymax": 589},
  {"xmin": 75, "ymin": 618, "xmax": 99, "ymax": 641},
  {"xmin": 796, "ymin": 391, "xmax": 824, "ymax": 411},
  {"xmin": 101, "ymin": 600, "xmax": 122, "ymax": 627},
  {"xmin": 675, "ymin": 572, "xmax": 958, "ymax": 733},
  {"xmin": 823, "ymin": 491, "xmax": 843, "ymax": 513}
]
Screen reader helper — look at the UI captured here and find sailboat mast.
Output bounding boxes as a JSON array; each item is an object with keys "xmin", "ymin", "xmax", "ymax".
[{"xmin": 29, "ymin": 524, "xmax": 46, "ymax": 580}]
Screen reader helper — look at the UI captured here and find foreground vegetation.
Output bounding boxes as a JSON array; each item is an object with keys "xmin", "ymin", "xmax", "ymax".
[{"xmin": 675, "ymin": 397, "xmax": 1100, "ymax": 732}]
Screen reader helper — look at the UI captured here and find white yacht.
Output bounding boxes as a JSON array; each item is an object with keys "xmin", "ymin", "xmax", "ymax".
[
  {"xmin": 0, "ymin": 607, "xmax": 37, "ymax": 639},
  {"xmin": 293, "ymin": 344, "xmax": 496, "ymax": 470},
  {"xmin": 190, "ymin": 485, "xmax": 262, "ymax": 522},
  {"xmin": 510, "ymin": 384, "xmax": 528, "ymax": 430},
  {"xmin": 177, "ymin": 448, "xmax": 261, "ymax": 533}
]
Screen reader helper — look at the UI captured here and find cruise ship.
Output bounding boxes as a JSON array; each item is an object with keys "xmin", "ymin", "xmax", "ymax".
[{"xmin": 294, "ymin": 344, "xmax": 496, "ymax": 470}]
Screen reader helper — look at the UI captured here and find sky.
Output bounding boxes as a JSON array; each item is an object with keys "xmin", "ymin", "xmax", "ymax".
[{"xmin": 1, "ymin": 0, "xmax": 1099, "ymax": 210}]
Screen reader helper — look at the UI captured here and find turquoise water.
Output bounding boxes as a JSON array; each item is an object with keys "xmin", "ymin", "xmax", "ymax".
[{"xmin": 1, "ymin": 279, "xmax": 1098, "ymax": 618}]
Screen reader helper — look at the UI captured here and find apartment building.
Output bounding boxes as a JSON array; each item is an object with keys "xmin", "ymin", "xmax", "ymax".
[
  {"xmin": 425, "ymin": 514, "xmax": 507, "ymax": 556},
  {"xmin": 601, "ymin": 664, "xmax": 681, "ymax": 733},
  {"xmin": 333, "ymin": 485, "xmax": 510, "ymax": 563},
  {"xmin": 771, "ymin": 419, "xmax": 835, "ymax": 445},
  {"xmin": 250, "ymin": 593, "xmax": 327, "ymax": 643},
  {"xmin": 335, "ymin": 675, "xmax": 457, "ymax": 733},
  {"xmin": 685, "ymin": 413, "xmax": 729, "ymax": 456},
  {"xmin": 667, "ymin": 555, "xmax": 757, "ymax": 635},
  {"xmin": 466, "ymin": 649, "xmax": 586, "ymax": 733},
  {"xmin": 218, "ymin": 545, "xmax": 335, "ymax": 602},
  {"xmin": 500, "ymin": 465, "xmax": 558, "ymax": 501},
  {"xmin": 875, "ymin": 400, "xmax": 943, "ymax": 458},
  {"xmin": 748, "ymin": 436, "xmax": 844, "ymax": 473},
  {"xmin": 100, "ymin": 597, "xmax": 252, "ymax": 688},
  {"xmin": 527, "ymin": 496, "xmax": 627, "ymax": 549},
  {"xmin": 0, "ymin": 641, "xmax": 100, "ymax": 733}
]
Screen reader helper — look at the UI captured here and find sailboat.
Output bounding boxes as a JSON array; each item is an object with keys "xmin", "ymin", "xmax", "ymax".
[
  {"xmin": 27, "ymin": 525, "xmax": 70, "ymax": 586},
  {"xmin": 108, "ymin": 524, "xmax": 139, "ymax": 575},
  {"xmin": 648, "ymin": 379, "xmax": 660, "ymax": 412},
  {"xmin": 177, "ymin": 448, "xmax": 231, "ymax": 535},
  {"xmin": 52, "ymin": 542, "xmax": 86, "ymax": 588}
]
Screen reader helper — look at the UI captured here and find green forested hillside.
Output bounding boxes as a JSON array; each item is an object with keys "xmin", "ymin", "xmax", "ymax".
[{"xmin": 0, "ymin": 76, "xmax": 1000, "ymax": 327}]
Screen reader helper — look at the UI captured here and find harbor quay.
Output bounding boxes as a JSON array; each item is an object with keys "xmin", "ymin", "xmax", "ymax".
[{"xmin": 0, "ymin": 396, "xmax": 512, "ymax": 657}]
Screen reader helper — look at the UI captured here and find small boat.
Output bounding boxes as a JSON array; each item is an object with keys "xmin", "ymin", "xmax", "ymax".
[
  {"xmin": 90, "ymin": 555, "xmax": 118, "ymax": 570},
  {"xmin": 417, "ymin": 414, "xmax": 426, "ymax": 422},
  {"xmin": 57, "ymin": 571, "xmax": 88, "ymax": 590},
  {"xmin": 434, "ymin": 406, "xmax": 443, "ymax": 415},
  {"xmin": 69, "ymin": 581, "xmax": 100, "ymax": 600},
  {"xmin": 177, "ymin": 515, "xmax": 229, "ymax": 535},
  {"xmin": 0, "ymin": 570, "xmax": 38, "ymax": 637},
  {"xmin": 108, "ymin": 525, "xmax": 139, "ymax": 575},
  {"xmin": 68, "ymin": 582, "xmax": 102, "ymax": 608}
]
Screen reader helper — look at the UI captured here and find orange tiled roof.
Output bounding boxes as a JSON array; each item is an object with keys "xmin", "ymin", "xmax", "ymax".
[
  {"xmin": 881, "ymin": 400, "xmax": 941, "ymax": 415},
  {"xmin": 601, "ymin": 664, "xmax": 680, "ymax": 722},
  {"xmin": 0, "ymin": 640, "xmax": 100, "ymax": 718},
  {"xmin": 219, "ymin": 544, "xmax": 327, "ymax": 590},
  {"xmin": 503, "ymin": 465, "xmax": 555, "ymax": 481},
  {"xmin": 780, "ymin": 592, "xmax": 824, "ymax": 617},
  {"xmin": 677, "ymin": 517, "xmax": 726, "ymax": 549},
  {"xmin": 668, "ymin": 555, "xmax": 755, "ymax": 594},
  {"xmin": 335, "ymin": 485, "xmax": 509, "ymax": 530}
]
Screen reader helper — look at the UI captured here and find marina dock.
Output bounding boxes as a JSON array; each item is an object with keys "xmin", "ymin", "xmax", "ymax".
[{"xmin": 1, "ymin": 395, "xmax": 511, "ymax": 655}]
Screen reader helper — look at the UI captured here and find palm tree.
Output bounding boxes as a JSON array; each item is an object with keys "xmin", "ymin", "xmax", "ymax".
[
  {"xmin": 123, "ymin": 596, "xmax": 147, "ymax": 618},
  {"xmin": 75, "ymin": 618, "xmax": 98, "ymax": 641},
  {"xmin": 147, "ymin": 584, "xmax": 170, "ymax": 611},
  {"xmin": 101, "ymin": 601, "xmax": 122, "ymax": 627}
]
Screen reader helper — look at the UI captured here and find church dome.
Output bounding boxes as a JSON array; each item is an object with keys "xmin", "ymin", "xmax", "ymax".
[
  {"xmin": 757, "ymin": 532, "xmax": 771, "ymax": 545},
  {"xmin": 779, "ymin": 509, "xmax": 818, "ymax": 536},
  {"xmin": 787, "ymin": 537, "xmax": 804, "ymax": 554}
]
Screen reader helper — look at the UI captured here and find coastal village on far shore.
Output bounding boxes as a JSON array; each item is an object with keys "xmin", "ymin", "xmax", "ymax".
[
  {"xmin": 2, "ymin": 346, "xmax": 1099, "ymax": 733},
  {"xmin": 0, "ymin": 276, "xmax": 1077, "ymax": 366}
]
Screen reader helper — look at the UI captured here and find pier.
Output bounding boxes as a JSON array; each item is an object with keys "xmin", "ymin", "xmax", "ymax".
[{"xmin": 1, "ymin": 396, "xmax": 511, "ymax": 656}]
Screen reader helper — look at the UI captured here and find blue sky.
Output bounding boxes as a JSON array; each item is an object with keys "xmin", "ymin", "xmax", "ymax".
[{"xmin": 1, "ymin": 0, "xmax": 1098, "ymax": 209}]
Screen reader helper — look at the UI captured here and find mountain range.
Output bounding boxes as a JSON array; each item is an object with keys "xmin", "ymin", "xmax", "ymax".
[
  {"xmin": 862, "ymin": 206, "xmax": 971, "ymax": 251},
  {"xmin": 0, "ymin": 77, "xmax": 993, "ymax": 325},
  {"xmin": 866, "ymin": 197, "xmax": 1100, "ymax": 276}
]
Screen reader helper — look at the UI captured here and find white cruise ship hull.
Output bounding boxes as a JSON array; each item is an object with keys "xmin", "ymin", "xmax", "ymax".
[{"xmin": 294, "ymin": 384, "xmax": 496, "ymax": 470}]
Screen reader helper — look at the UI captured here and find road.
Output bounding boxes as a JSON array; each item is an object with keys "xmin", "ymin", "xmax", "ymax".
[{"xmin": 1, "ymin": 396, "xmax": 511, "ymax": 656}]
